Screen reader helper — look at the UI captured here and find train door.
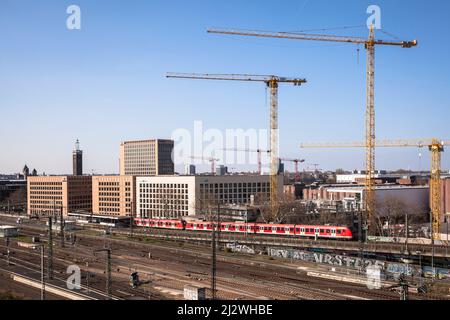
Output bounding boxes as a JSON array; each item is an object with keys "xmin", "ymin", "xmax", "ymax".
[
  {"xmin": 315, "ymin": 228, "xmax": 320, "ymax": 240},
  {"xmin": 331, "ymin": 229, "xmax": 336, "ymax": 238},
  {"xmin": 300, "ymin": 227, "xmax": 305, "ymax": 237}
]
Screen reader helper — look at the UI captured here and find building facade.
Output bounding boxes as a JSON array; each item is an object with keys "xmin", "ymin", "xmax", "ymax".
[
  {"xmin": 92, "ymin": 175, "xmax": 135, "ymax": 217},
  {"xmin": 136, "ymin": 175, "xmax": 283, "ymax": 219},
  {"xmin": 27, "ymin": 176, "xmax": 92, "ymax": 216},
  {"xmin": 119, "ymin": 139, "xmax": 174, "ymax": 176}
]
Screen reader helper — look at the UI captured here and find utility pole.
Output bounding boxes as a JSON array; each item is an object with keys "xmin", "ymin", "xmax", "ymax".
[
  {"xmin": 430, "ymin": 210, "xmax": 435, "ymax": 279},
  {"xmin": 60, "ymin": 207, "xmax": 65, "ymax": 248},
  {"xmin": 95, "ymin": 248, "xmax": 112, "ymax": 299},
  {"xmin": 85, "ymin": 262, "xmax": 90, "ymax": 294},
  {"xmin": 211, "ymin": 208, "xmax": 217, "ymax": 300},
  {"xmin": 40, "ymin": 245, "xmax": 45, "ymax": 300},
  {"xmin": 405, "ymin": 213, "xmax": 409, "ymax": 254},
  {"xmin": 129, "ymin": 201, "xmax": 134, "ymax": 237},
  {"xmin": 47, "ymin": 216, "xmax": 54, "ymax": 280},
  {"xmin": 6, "ymin": 236, "xmax": 11, "ymax": 266}
]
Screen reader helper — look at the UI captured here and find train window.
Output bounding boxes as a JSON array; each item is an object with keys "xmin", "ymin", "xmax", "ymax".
[
  {"xmin": 320, "ymin": 229, "xmax": 324, "ymax": 233},
  {"xmin": 337, "ymin": 230, "xmax": 342, "ymax": 234},
  {"xmin": 326, "ymin": 230, "xmax": 331, "ymax": 233}
]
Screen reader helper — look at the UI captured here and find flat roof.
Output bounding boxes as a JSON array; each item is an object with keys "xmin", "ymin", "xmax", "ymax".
[
  {"xmin": 0, "ymin": 225, "xmax": 18, "ymax": 230},
  {"xmin": 67, "ymin": 213, "xmax": 130, "ymax": 220},
  {"xmin": 327, "ymin": 185, "xmax": 429, "ymax": 192}
]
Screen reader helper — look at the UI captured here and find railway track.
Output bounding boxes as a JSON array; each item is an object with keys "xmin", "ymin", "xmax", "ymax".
[{"xmin": 3, "ymin": 223, "xmax": 448, "ymax": 300}]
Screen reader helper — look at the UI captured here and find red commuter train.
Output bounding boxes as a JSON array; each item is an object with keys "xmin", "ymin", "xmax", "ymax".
[{"xmin": 134, "ymin": 218, "xmax": 353, "ymax": 240}]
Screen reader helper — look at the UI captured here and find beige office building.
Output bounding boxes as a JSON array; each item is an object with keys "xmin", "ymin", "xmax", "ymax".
[
  {"xmin": 92, "ymin": 176, "xmax": 136, "ymax": 217},
  {"xmin": 119, "ymin": 139, "xmax": 174, "ymax": 176},
  {"xmin": 27, "ymin": 176, "xmax": 92, "ymax": 216},
  {"xmin": 136, "ymin": 175, "xmax": 283, "ymax": 219}
]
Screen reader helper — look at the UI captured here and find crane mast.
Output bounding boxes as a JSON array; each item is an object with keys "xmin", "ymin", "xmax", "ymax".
[
  {"xmin": 208, "ymin": 26, "xmax": 417, "ymax": 234},
  {"xmin": 167, "ymin": 73, "xmax": 306, "ymax": 221},
  {"xmin": 268, "ymin": 79, "xmax": 279, "ymax": 217},
  {"xmin": 365, "ymin": 25, "xmax": 376, "ymax": 232}
]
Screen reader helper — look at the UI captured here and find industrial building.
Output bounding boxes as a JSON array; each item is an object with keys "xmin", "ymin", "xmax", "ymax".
[
  {"xmin": 119, "ymin": 139, "xmax": 174, "ymax": 176},
  {"xmin": 27, "ymin": 175, "xmax": 92, "ymax": 216},
  {"xmin": 303, "ymin": 184, "xmax": 429, "ymax": 216},
  {"xmin": 136, "ymin": 174, "xmax": 283, "ymax": 219},
  {"xmin": 92, "ymin": 175, "xmax": 136, "ymax": 217}
]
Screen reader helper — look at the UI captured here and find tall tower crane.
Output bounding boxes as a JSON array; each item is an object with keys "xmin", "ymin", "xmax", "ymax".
[
  {"xmin": 280, "ymin": 158, "xmax": 305, "ymax": 182},
  {"xmin": 167, "ymin": 73, "xmax": 307, "ymax": 220},
  {"xmin": 300, "ymin": 138, "xmax": 450, "ymax": 240},
  {"xmin": 190, "ymin": 156, "xmax": 220, "ymax": 175},
  {"xmin": 208, "ymin": 26, "xmax": 417, "ymax": 234},
  {"xmin": 221, "ymin": 148, "xmax": 270, "ymax": 175}
]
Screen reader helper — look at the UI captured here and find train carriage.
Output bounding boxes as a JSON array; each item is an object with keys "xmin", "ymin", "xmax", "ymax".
[{"xmin": 135, "ymin": 218, "xmax": 353, "ymax": 240}]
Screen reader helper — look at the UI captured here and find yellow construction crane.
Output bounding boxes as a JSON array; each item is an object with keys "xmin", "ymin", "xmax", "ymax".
[
  {"xmin": 300, "ymin": 138, "xmax": 450, "ymax": 240},
  {"xmin": 208, "ymin": 26, "xmax": 417, "ymax": 234},
  {"xmin": 167, "ymin": 73, "xmax": 306, "ymax": 221}
]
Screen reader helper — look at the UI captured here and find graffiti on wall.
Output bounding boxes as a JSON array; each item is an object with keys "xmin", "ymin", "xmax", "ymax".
[
  {"xmin": 226, "ymin": 242, "xmax": 256, "ymax": 254},
  {"xmin": 267, "ymin": 247, "xmax": 428, "ymax": 277}
]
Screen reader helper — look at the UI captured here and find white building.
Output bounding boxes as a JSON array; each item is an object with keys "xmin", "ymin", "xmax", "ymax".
[{"xmin": 136, "ymin": 175, "xmax": 283, "ymax": 219}]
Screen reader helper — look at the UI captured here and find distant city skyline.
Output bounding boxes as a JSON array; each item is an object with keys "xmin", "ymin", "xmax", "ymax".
[{"xmin": 1, "ymin": 0, "xmax": 449, "ymax": 174}]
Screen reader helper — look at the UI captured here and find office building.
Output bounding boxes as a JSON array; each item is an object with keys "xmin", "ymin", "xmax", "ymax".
[
  {"xmin": 136, "ymin": 174, "xmax": 283, "ymax": 219},
  {"xmin": 92, "ymin": 175, "xmax": 136, "ymax": 217},
  {"xmin": 119, "ymin": 139, "xmax": 174, "ymax": 176},
  {"xmin": 27, "ymin": 175, "xmax": 92, "ymax": 216}
]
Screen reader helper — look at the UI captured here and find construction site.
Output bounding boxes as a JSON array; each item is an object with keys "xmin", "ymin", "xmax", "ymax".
[{"xmin": 1, "ymin": 2, "xmax": 450, "ymax": 311}]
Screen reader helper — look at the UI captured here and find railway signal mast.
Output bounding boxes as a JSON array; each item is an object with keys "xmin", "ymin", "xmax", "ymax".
[
  {"xmin": 208, "ymin": 26, "xmax": 417, "ymax": 234},
  {"xmin": 167, "ymin": 73, "xmax": 306, "ymax": 221}
]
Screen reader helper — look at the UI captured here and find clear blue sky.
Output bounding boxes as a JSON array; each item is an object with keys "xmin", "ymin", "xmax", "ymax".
[{"xmin": 1, "ymin": 0, "xmax": 449, "ymax": 174}]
